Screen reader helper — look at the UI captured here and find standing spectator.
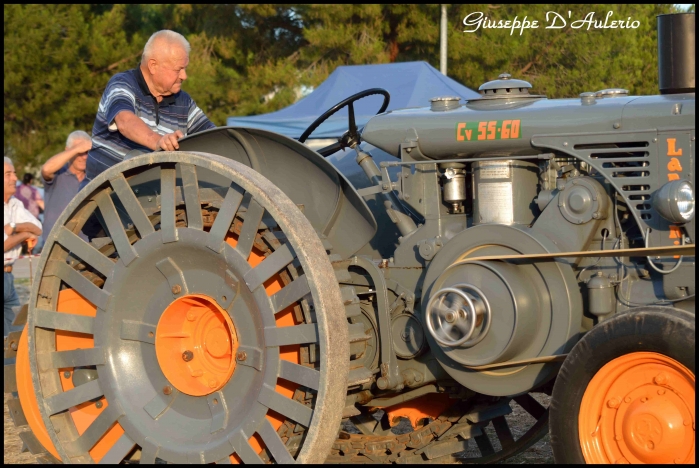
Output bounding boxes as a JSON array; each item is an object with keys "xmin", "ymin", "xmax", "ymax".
[
  {"xmin": 40, "ymin": 131, "xmax": 91, "ymax": 242},
  {"xmin": 15, "ymin": 173, "xmax": 44, "ymax": 218},
  {"xmin": 4, "ymin": 157, "xmax": 42, "ymax": 337},
  {"xmin": 85, "ymin": 30, "xmax": 215, "ymax": 184}
]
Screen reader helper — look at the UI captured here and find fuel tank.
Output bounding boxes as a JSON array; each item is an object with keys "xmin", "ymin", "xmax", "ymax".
[{"xmin": 361, "ymin": 88, "xmax": 694, "ymax": 159}]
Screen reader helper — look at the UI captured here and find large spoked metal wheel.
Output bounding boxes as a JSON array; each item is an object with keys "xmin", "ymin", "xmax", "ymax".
[{"xmin": 23, "ymin": 152, "xmax": 349, "ymax": 463}]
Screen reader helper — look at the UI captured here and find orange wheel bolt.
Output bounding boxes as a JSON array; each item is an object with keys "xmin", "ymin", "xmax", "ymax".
[
  {"xmin": 658, "ymin": 389, "xmax": 666, "ymax": 395},
  {"xmin": 623, "ymin": 396, "xmax": 631, "ymax": 403},
  {"xmin": 607, "ymin": 398, "xmax": 620, "ymax": 409},
  {"xmin": 654, "ymin": 372, "xmax": 669, "ymax": 385},
  {"xmin": 182, "ymin": 350, "xmax": 193, "ymax": 362},
  {"xmin": 640, "ymin": 397, "xmax": 648, "ymax": 402}
]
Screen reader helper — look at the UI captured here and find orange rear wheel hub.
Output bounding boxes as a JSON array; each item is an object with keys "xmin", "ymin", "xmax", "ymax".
[
  {"xmin": 155, "ymin": 294, "xmax": 238, "ymax": 396},
  {"xmin": 579, "ymin": 352, "xmax": 695, "ymax": 464}
]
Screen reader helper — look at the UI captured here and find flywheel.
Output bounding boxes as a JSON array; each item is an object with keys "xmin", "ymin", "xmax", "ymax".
[{"xmin": 17, "ymin": 152, "xmax": 349, "ymax": 463}]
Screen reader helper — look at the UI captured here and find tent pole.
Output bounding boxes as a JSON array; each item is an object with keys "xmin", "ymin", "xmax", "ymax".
[{"xmin": 440, "ymin": 4, "xmax": 448, "ymax": 75}]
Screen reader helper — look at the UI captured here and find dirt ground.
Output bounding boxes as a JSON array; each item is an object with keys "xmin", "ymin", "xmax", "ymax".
[{"xmin": 4, "ymin": 281, "xmax": 553, "ymax": 464}]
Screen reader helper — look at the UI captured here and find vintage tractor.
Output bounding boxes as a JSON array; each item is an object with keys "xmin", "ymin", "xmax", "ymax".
[{"xmin": 4, "ymin": 13, "xmax": 695, "ymax": 465}]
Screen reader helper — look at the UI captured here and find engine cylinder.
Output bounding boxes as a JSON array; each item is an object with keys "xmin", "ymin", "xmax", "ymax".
[{"xmin": 472, "ymin": 160, "xmax": 538, "ymax": 225}]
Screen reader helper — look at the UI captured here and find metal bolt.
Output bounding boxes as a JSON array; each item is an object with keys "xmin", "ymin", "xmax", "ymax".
[
  {"xmin": 607, "ymin": 398, "xmax": 620, "ymax": 409},
  {"xmin": 163, "ymin": 385, "xmax": 173, "ymax": 395},
  {"xmin": 95, "ymin": 400, "xmax": 103, "ymax": 409},
  {"xmin": 208, "ymin": 379, "xmax": 218, "ymax": 388},
  {"xmin": 237, "ymin": 351, "xmax": 247, "ymax": 361},
  {"xmin": 10, "ymin": 341, "xmax": 18, "ymax": 351},
  {"xmin": 404, "ymin": 194, "xmax": 410, "ymax": 200},
  {"xmin": 624, "ymin": 396, "xmax": 631, "ymax": 403},
  {"xmin": 406, "ymin": 147, "xmax": 412, "ymax": 153},
  {"xmin": 563, "ymin": 142, "xmax": 568, "ymax": 146},
  {"xmin": 613, "ymin": 122, "xmax": 621, "ymax": 129},
  {"xmin": 592, "ymin": 213, "xmax": 599, "ymax": 219},
  {"xmin": 615, "ymin": 435, "xmax": 623, "ymax": 441},
  {"xmin": 653, "ymin": 373, "xmax": 668, "ymax": 385},
  {"xmin": 445, "ymin": 311, "xmax": 456, "ymax": 323},
  {"xmin": 382, "ymin": 184, "xmax": 389, "ymax": 190},
  {"xmin": 653, "ymin": 138, "xmax": 658, "ymax": 142},
  {"xmin": 640, "ymin": 397, "xmax": 648, "ymax": 403},
  {"xmin": 182, "ymin": 350, "xmax": 193, "ymax": 362},
  {"xmin": 63, "ymin": 371, "xmax": 71, "ymax": 379},
  {"xmin": 658, "ymin": 389, "xmax": 666, "ymax": 395},
  {"xmin": 148, "ymin": 197, "xmax": 153, "ymax": 202},
  {"xmin": 171, "ymin": 284, "xmax": 182, "ymax": 294}
]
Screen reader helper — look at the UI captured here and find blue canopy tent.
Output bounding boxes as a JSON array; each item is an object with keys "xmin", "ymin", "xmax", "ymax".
[{"xmin": 226, "ymin": 61, "xmax": 479, "ymax": 140}]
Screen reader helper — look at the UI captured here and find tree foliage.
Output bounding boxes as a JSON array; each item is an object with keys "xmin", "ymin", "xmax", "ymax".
[{"xmin": 4, "ymin": 4, "xmax": 682, "ymax": 170}]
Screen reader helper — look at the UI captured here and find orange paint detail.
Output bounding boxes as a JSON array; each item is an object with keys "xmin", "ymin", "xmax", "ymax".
[
  {"xmin": 668, "ymin": 173, "xmax": 681, "ymax": 181},
  {"xmin": 16, "ymin": 326, "xmax": 61, "ymax": 460},
  {"xmin": 579, "ymin": 352, "xmax": 695, "ymax": 464},
  {"xmin": 668, "ymin": 157, "xmax": 683, "ymax": 172},
  {"xmin": 456, "ymin": 123, "xmax": 466, "ymax": 141},
  {"xmin": 477, "ymin": 121, "xmax": 487, "ymax": 140},
  {"xmin": 510, "ymin": 119, "xmax": 521, "ymax": 139},
  {"xmin": 667, "ymin": 138, "xmax": 683, "ymax": 156},
  {"xmin": 383, "ymin": 393, "xmax": 455, "ymax": 428},
  {"xmin": 155, "ymin": 294, "xmax": 238, "ymax": 396},
  {"xmin": 669, "ymin": 226, "xmax": 683, "ymax": 239},
  {"xmin": 225, "ymin": 234, "xmax": 301, "ymax": 462}
]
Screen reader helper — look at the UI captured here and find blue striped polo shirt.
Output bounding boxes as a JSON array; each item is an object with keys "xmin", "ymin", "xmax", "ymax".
[{"xmin": 86, "ymin": 67, "xmax": 215, "ymax": 182}]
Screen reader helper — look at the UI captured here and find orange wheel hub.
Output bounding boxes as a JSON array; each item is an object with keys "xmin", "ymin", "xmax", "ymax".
[
  {"xmin": 155, "ymin": 294, "xmax": 238, "ymax": 396},
  {"xmin": 579, "ymin": 352, "xmax": 695, "ymax": 464}
]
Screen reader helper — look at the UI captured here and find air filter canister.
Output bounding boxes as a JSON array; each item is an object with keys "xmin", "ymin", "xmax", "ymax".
[{"xmin": 472, "ymin": 160, "xmax": 538, "ymax": 225}]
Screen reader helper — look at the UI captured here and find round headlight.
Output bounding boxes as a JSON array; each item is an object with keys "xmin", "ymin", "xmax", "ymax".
[{"xmin": 652, "ymin": 179, "xmax": 695, "ymax": 223}]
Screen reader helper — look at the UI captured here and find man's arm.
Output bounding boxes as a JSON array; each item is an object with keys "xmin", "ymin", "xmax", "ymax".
[
  {"xmin": 114, "ymin": 111, "xmax": 183, "ymax": 151},
  {"xmin": 41, "ymin": 139, "xmax": 92, "ymax": 182},
  {"xmin": 13, "ymin": 222, "xmax": 42, "ymax": 236},
  {"xmin": 4, "ymin": 231, "xmax": 36, "ymax": 253}
]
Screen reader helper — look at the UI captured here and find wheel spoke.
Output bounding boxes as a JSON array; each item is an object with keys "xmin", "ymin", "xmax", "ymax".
[
  {"xmin": 139, "ymin": 437, "xmax": 160, "ymax": 464},
  {"xmin": 143, "ymin": 390, "xmax": 178, "ymax": 420},
  {"xmin": 64, "ymin": 404, "xmax": 122, "ymax": 456},
  {"xmin": 44, "ymin": 379, "xmax": 103, "ymax": 415},
  {"xmin": 155, "ymin": 257, "xmax": 189, "ymax": 296},
  {"xmin": 492, "ymin": 415, "xmax": 515, "ymax": 449},
  {"xmin": 264, "ymin": 323, "xmax": 318, "ymax": 347},
  {"xmin": 207, "ymin": 184, "xmax": 244, "ymax": 252},
  {"xmin": 160, "ymin": 166, "xmax": 178, "ymax": 243},
  {"xmin": 257, "ymin": 417, "xmax": 295, "ymax": 464},
  {"xmin": 109, "ymin": 173, "xmax": 155, "ymax": 238},
  {"xmin": 243, "ymin": 243, "xmax": 296, "ymax": 292},
  {"xmin": 474, "ymin": 433, "xmax": 495, "ymax": 456},
  {"xmin": 119, "ymin": 320, "xmax": 156, "ymax": 344},
  {"xmin": 51, "ymin": 260, "xmax": 110, "ymax": 310},
  {"xmin": 279, "ymin": 360, "xmax": 321, "ymax": 390},
  {"xmin": 97, "ymin": 432, "xmax": 135, "ymax": 465},
  {"xmin": 95, "ymin": 191, "xmax": 139, "ymax": 266},
  {"xmin": 237, "ymin": 198, "xmax": 265, "ymax": 260},
  {"xmin": 56, "ymin": 227, "xmax": 115, "ymax": 278},
  {"xmin": 258, "ymin": 384, "xmax": 313, "ymax": 427},
  {"xmin": 50, "ymin": 347, "xmax": 104, "ymax": 369},
  {"xmin": 513, "ymin": 393, "xmax": 547, "ymax": 420},
  {"xmin": 34, "ymin": 309, "xmax": 94, "ymax": 334},
  {"xmin": 229, "ymin": 431, "xmax": 264, "ymax": 464},
  {"xmin": 180, "ymin": 163, "xmax": 203, "ymax": 230},
  {"xmin": 208, "ymin": 392, "xmax": 228, "ymax": 434},
  {"xmin": 270, "ymin": 274, "xmax": 310, "ymax": 314}
]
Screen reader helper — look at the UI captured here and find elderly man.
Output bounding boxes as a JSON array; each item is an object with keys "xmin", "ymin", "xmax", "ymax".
[
  {"xmin": 86, "ymin": 30, "xmax": 215, "ymax": 183},
  {"xmin": 40, "ymin": 130, "xmax": 91, "ymax": 242},
  {"xmin": 4, "ymin": 157, "xmax": 42, "ymax": 337}
]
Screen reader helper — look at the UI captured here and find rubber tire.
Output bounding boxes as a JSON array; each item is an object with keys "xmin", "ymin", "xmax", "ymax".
[{"xmin": 549, "ymin": 306, "xmax": 695, "ymax": 464}]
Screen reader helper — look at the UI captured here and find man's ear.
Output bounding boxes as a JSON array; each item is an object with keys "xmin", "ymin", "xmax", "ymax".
[{"xmin": 147, "ymin": 58, "xmax": 158, "ymax": 75}]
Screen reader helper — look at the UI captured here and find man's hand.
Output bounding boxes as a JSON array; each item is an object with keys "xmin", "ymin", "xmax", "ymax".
[
  {"xmin": 71, "ymin": 138, "xmax": 92, "ymax": 155},
  {"xmin": 4, "ymin": 224, "xmax": 13, "ymax": 236},
  {"xmin": 156, "ymin": 131, "xmax": 184, "ymax": 151}
]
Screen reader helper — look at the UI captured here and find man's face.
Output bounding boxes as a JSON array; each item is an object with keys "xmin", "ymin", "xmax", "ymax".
[
  {"xmin": 4, "ymin": 163, "xmax": 17, "ymax": 199},
  {"xmin": 150, "ymin": 44, "xmax": 189, "ymax": 96},
  {"xmin": 67, "ymin": 141, "xmax": 88, "ymax": 172}
]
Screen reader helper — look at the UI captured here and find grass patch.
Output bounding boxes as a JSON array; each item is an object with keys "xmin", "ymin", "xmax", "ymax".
[{"xmin": 14, "ymin": 277, "xmax": 31, "ymax": 287}]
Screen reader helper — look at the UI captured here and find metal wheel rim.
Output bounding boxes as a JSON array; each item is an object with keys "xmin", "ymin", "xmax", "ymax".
[{"xmin": 26, "ymin": 151, "xmax": 349, "ymax": 464}]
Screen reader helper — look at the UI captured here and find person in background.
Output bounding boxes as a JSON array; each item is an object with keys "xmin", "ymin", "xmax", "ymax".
[
  {"xmin": 85, "ymin": 29, "xmax": 215, "ymax": 184},
  {"xmin": 40, "ymin": 131, "xmax": 91, "ymax": 242},
  {"xmin": 15, "ymin": 173, "xmax": 44, "ymax": 218},
  {"xmin": 4, "ymin": 157, "xmax": 42, "ymax": 337}
]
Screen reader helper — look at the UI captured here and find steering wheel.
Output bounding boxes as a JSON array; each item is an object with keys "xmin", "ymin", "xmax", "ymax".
[{"xmin": 299, "ymin": 88, "xmax": 390, "ymax": 157}]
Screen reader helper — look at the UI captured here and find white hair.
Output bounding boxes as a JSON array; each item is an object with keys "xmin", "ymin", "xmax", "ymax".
[
  {"xmin": 141, "ymin": 30, "xmax": 190, "ymax": 65},
  {"xmin": 4, "ymin": 156, "xmax": 13, "ymax": 167},
  {"xmin": 66, "ymin": 130, "xmax": 91, "ymax": 148}
]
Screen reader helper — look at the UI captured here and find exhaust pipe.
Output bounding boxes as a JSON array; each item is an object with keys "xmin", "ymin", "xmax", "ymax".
[{"xmin": 657, "ymin": 13, "xmax": 695, "ymax": 94}]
